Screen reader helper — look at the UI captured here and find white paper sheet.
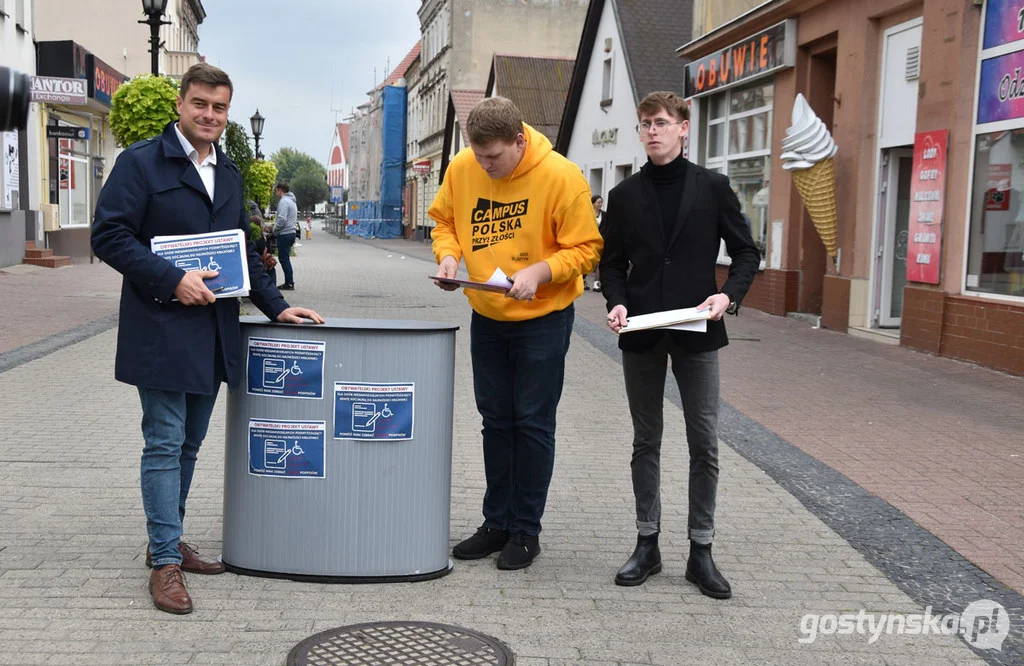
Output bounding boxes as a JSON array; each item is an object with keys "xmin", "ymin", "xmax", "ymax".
[{"xmin": 619, "ymin": 307, "xmax": 710, "ymax": 333}]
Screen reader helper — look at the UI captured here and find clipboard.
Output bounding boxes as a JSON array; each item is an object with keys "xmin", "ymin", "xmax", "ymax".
[{"xmin": 429, "ymin": 275, "xmax": 511, "ymax": 293}]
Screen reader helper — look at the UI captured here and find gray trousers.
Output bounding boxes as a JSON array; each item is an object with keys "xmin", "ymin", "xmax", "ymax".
[{"xmin": 622, "ymin": 339, "xmax": 720, "ymax": 544}]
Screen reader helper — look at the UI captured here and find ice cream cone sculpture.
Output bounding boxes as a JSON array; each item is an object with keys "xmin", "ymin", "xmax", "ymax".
[{"xmin": 782, "ymin": 94, "xmax": 839, "ymax": 258}]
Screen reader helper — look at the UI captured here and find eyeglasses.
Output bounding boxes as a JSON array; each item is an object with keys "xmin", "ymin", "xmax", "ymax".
[{"xmin": 636, "ymin": 120, "xmax": 682, "ymax": 134}]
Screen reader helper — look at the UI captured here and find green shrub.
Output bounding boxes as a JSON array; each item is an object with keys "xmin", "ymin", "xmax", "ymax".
[
  {"xmin": 247, "ymin": 160, "xmax": 278, "ymax": 210},
  {"xmin": 108, "ymin": 75, "xmax": 179, "ymax": 147}
]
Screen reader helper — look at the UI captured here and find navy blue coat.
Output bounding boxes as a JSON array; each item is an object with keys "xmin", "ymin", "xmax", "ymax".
[{"xmin": 92, "ymin": 122, "xmax": 288, "ymax": 394}]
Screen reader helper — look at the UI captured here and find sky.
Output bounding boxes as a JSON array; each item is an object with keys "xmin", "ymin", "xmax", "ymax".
[{"xmin": 198, "ymin": 1, "xmax": 421, "ymax": 167}]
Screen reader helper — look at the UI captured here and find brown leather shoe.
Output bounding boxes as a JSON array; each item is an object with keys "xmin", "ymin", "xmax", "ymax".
[
  {"xmin": 145, "ymin": 541, "xmax": 226, "ymax": 575},
  {"xmin": 148, "ymin": 564, "xmax": 193, "ymax": 614}
]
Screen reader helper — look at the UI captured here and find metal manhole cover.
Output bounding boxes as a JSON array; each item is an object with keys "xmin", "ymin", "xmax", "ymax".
[{"xmin": 287, "ymin": 621, "xmax": 514, "ymax": 666}]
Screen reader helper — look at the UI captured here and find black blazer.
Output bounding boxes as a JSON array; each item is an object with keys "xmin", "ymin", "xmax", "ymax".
[
  {"xmin": 92, "ymin": 122, "xmax": 288, "ymax": 394},
  {"xmin": 599, "ymin": 159, "xmax": 760, "ymax": 353}
]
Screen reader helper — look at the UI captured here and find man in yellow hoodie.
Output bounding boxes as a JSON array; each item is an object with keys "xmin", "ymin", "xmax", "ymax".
[{"xmin": 430, "ymin": 97, "xmax": 603, "ymax": 570}]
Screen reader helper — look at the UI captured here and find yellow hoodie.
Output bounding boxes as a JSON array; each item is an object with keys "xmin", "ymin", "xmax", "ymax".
[{"xmin": 429, "ymin": 123, "xmax": 603, "ymax": 322}]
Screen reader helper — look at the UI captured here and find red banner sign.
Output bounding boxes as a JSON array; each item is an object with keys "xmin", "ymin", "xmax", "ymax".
[
  {"xmin": 905, "ymin": 130, "xmax": 949, "ymax": 284},
  {"xmin": 412, "ymin": 160, "xmax": 431, "ymax": 174}
]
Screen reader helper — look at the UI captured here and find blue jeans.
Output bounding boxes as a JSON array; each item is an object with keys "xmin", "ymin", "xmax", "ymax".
[
  {"xmin": 137, "ymin": 386, "xmax": 220, "ymax": 567},
  {"xmin": 470, "ymin": 305, "xmax": 574, "ymax": 536},
  {"xmin": 277, "ymin": 232, "xmax": 296, "ymax": 285}
]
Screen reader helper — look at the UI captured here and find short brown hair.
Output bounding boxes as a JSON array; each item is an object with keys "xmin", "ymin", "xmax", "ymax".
[
  {"xmin": 466, "ymin": 97, "xmax": 524, "ymax": 145},
  {"xmin": 179, "ymin": 63, "xmax": 233, "ymax": 100},
  {"xmin": 637, "ymin": 91, "xmax": 689, "ymax": 122},
  {"xmin": 276, "ymin": 182, "xmax": 289, "ymax": 193}
]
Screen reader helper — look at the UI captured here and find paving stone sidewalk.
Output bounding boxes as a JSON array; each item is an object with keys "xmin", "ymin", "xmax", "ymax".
[
  {"xmin": 360, "ymin": 235, "xmax": 1024, "ymax": 599},
  {"xmin": 0, "ymin": 234, "xmax": 1003, "ymax": 664}
]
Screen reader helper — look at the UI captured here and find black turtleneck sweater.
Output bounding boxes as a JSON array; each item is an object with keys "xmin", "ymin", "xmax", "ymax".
[{"xmin": 647, "ymin": 153, "xmax": 687, "ymax": 239}]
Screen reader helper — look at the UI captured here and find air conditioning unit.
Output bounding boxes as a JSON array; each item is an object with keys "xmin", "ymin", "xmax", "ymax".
[{"xmin": 40, "ymin": 203, "xmax": 60, "ymax": 231}]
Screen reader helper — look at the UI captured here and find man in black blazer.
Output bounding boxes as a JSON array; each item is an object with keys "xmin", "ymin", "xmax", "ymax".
[
  {"xmin": 599, "ymin": 91, "xmax": 759, "ymax": 598},
  {"xmin": 92, "ymin": 64, "xmax": 322, "ymax": 614}
]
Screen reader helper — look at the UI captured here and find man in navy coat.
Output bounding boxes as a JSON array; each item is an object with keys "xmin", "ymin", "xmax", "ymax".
[{"xmin": 92, "ymin": 63, "xmax": 323, "ymax": 614}]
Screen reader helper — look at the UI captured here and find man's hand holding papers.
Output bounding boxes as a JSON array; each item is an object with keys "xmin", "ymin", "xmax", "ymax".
[{"xmin": 607, "ymin": 305, "xmax": 712, "ymax": 334}]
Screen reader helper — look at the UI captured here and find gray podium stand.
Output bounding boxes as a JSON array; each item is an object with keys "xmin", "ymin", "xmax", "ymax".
[{"xmin": 222, "ymin": 316, "xmax": 458, "ymax": 582}]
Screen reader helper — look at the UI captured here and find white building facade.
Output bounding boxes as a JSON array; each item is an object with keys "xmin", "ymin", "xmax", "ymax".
[
  {"xmin": 557, "ymin": 0, "xmax": 693, "ymax": 203},
  {"xmin": 0, "ymin": 0, "xmax": 45, "ymax": 268},
  {"xmin": 34, "ymin": 0, "xmax": 206, "ymax": 79}
]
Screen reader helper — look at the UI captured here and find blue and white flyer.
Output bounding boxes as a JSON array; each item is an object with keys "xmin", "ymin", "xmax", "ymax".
[{"xmin": 151, "ymin": 229, "xmax": 251, "ymax": 298}]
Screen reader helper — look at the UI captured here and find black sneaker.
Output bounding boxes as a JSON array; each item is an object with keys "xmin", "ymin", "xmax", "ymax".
[
  {"xmin": 496, "ymin": 533, "xmax": 540, "ymax": 570},
  {"xmin": 278, "ymin": 283, "xmax": 295, "ymax": 291},
  {"xmin": 452, "ymin": 526, "xmax": 509, "ymax": 560}
]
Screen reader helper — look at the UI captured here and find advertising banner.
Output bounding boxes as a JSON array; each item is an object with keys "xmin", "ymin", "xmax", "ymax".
[
  {"xmin": 984, "ymin": 0, "xmax": 1024, "ymax": 50},
  {"xmin": 906, "ymin": 130, "xmax": 949, "ymax": 284},
  {"xmin": 978, "ymin": 50, "xmax": 1024, "ymax": 125}
]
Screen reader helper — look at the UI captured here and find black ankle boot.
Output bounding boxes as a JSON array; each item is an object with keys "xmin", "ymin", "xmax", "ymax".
[
  {"xmin": 685, "ymin": 542, "xmax": 731, "ymax": 599},
  {"xmin": 614, "ymin": 533, "xmax": 662, "ymax": 586}
]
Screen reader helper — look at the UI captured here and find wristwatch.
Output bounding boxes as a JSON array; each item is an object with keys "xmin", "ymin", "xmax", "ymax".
[{"xmin": 724, "ymin": 294, "xmax": 738, "ymax": 315}]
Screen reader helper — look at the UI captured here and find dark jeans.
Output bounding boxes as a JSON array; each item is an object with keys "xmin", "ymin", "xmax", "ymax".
[
  {"xmin": 622, "ymin": 339, "xmax": 720, "ymax": 544},
  {"xmin": 277, "ymin": 232, "xmax": 296, "ymax": 285},
  {"xmin": 137, "ymin": 386, "xmax": 220, "ymax": 566},
  {"xmin": 470, "ymin": 305, "xmax": 574, "ymax": 536}
]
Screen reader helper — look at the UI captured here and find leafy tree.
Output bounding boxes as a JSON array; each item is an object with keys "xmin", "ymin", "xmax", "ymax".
[
  {"xmin": 269, "ymin": 147, "xmax": 327, "ymax": 185},
  {"xmin": 290, "ymin": 167, "xmax": 330, "ymax": 211},
  {"xmin": 108, "ymin": 75, "xmax": 179, "ymax": 147},
  {"xmin": 223, "ymin": 121, "xmax": 254, "ymax": 201},
  {"xmin": 246, "ymin": 160, "xmax": 278, "ymax": 210}
]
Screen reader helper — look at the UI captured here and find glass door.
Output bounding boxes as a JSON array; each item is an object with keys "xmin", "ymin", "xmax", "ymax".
[
  {"xmin": 878, "ymin": 148, "xmax": 913, "ymax": 327},
  {"xmin": 58, "ymin": 150, "xmax": 90, "ymax": 228}
]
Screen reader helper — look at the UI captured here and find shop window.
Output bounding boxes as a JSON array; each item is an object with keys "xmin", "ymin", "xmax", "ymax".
[
  {"xmin": 601, "ymin": 56, "xmax": 613, "ymax": 106},
  {"xmin": 614, "ymin": 163, "xmax": 633, "ymax": 185},
  {"xmin": 589, "ymin": 167, "xmax": 603, "ymax": 199},
  {"xmin": 966, "ymin": 130, "xmax": 1024, "ymax": 297},
  {"xmin": 699, "ymin": 79, "xmax": 774, "ymax": 261}
]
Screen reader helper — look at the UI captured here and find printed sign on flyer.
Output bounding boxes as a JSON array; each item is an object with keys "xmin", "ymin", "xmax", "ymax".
[
  {"xmin": 246, "ymin": 337, "xmax": 325, "ymax": 399},
  {"xmin": 248, "ymin": 419, "xmax": 326, "ymax": 478},
  {"xmin": 333, "ymin": 382, "xmax": 414, "ymax": 441}
]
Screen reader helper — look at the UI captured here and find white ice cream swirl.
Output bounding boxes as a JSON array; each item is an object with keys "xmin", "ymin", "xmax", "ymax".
[{"xmin": 781, "ymin": 94, "xmax": 838, "ymax": 170}]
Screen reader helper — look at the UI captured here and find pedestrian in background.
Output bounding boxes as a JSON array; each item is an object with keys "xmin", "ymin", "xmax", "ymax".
[
  {"xmin": 431, "ymin": 97, "xmax": 603, "ymax": 570},
  {"xmin": 585, "ymin": 194, "xmax": 605, "ymax": 292},
  {"xmin": 91, "ymin": 63, "xmax": 323, "ymax": 615},
  {"xmin": 600, "ymin": 91, "xmax": 759, "ymax": 598},
  {"xmin": 305, "ymin": 215, "xmax": 313, "ymax": 240},
  {"xmin": 252, "ymin": 215, "xmax": 278, "ymax": 285},
  {"xmin": 273, "ymin": 182, "xmax": 298, "ymax": 290}
]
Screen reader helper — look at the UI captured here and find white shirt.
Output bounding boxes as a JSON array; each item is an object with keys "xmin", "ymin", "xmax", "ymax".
[{"xmin": 174, "ymin": 123, "xmax": 216, "ymax": 201}]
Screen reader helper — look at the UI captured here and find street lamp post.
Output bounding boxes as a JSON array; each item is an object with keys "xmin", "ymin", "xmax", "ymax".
[
  {"xmin": 139, "ymin": 0, "xmax": 171, "ymax": 76},
  {"xmin": 250, "ymin": 109, "xmax": 265, "ymax": 160}
]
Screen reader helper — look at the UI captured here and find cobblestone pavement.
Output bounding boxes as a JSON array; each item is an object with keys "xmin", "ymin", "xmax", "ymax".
[
  {"xmin": 0, "ymin": 232, "xmax": 1016, "ymax": 664},
  {"xmin": 362, "ymin": 235, "xmax": 1024, "ymax": 599},
  {"xmin": 0, "ymin": 260, "xmax": 121, "ymax": 356}
]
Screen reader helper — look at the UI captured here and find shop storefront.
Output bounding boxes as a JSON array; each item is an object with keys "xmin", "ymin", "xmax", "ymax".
[
  {"xmin": 35, "ymin": 41, "xmax": 126, "ymax": 260},
  {"xmin": 680, "ymin": 0, "xmax": 1022, "ymax": 375},
  {"xmin": 687, "ymin": 20, "xmax": 795, "ymax": 270},
  {"xmin": 964, "ymin": 2, "xmax": 1024, "ymax": 301}
]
